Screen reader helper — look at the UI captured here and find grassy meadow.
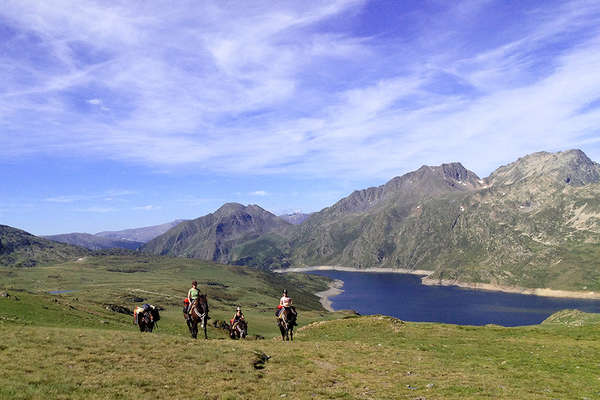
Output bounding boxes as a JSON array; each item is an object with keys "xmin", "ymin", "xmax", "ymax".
[{"xmin": 1, "ymin": 255, "xmax": 600, "ymax": 399}]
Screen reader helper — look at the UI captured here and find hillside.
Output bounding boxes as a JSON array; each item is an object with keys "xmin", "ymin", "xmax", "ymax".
[
  {"xmin": 0, "ymin": 254, "xmax": 335, "ymax": 336},
  {"xmin": 1, "ymin": 254, "xmax": 599, "ymax": 399},
  {"xmin": 96, "ymin": 219, "xmax": 185, "ymax": 243},
  {"xmin": 142, "ymin": 204, "xmax": 292, "ymax": 264},
  {"xmin": 44, "ymin": 232, "xmax": 143, "ymax": 250},
  {"xmin": 1, "ymin": 310, "xmax": 599, "ymax": 399},
  {"xmin": 0, "ymin": 225, "xmax": 88, "ymax": 267},
  {"xmin": 286, "ymin": 162, "xmax": 484, "ymax": 267}
]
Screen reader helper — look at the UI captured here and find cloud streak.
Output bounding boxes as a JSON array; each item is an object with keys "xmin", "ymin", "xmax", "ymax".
[
  {"xmin": 1, "ymin": 0, "xmax": 600, "ymax": 180},
  {"xmin": 250, "ymin": 191, "xmax": 268, "ymax": 196},
  {"xmin": 44, "ymin": 190, "xmax": 135, "ymax": 203}
]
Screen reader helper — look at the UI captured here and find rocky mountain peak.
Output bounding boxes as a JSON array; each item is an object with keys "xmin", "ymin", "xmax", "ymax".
[
  {"xmin": 322, "ymin": 162, "xmax": 482, "ymax": 216},
  {"xmin": 489, "ymin": 149, "xmax": 600, "ymax": 187}
]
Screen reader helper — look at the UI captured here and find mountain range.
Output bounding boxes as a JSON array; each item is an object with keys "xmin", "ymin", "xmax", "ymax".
[
  {"xmin": 43, "ymin": 220, "xmax": 184, "ymax": 250},
  {"xmin": 3, "ymin": 149, "xmax": 600, "ymax": 292},
  {"xmin": 141, "ymin": 149, "xmax": 600, "ymax": 292}
]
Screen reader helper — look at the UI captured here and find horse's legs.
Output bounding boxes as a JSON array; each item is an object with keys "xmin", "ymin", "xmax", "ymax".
[
  {"xmin": 190, "ymin": 320, "xmax": 197, "ymax": 339},
  {"xmin": 289, "ymin": 329, "xmax": 293, "ymax": 341},
  {"xmin": 203, "ymin": 317, "xmax": 208, "ymax": 340},
  {"xmin": 279, "ymin": 324, "xmax": 286, "ymax": 341}
]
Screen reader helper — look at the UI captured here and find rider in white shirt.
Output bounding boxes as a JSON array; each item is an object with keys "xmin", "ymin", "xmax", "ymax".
[{"xmin": 276, "ymin": 289, "xmax": 297, "ymax": 323}]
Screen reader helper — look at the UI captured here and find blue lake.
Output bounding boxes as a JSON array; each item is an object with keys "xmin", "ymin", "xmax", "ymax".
[{"xmin": 308, "ymin": 270, "xmax": 600, "ymax": 326}]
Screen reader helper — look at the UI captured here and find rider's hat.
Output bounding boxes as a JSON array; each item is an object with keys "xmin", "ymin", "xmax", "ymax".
[
  {"xmin": 283, "ymin": 289, "xmax": 288, "ymax": 295},
  {"xmin": 192, "ymin": 280, "xmax": 198, "ymax": 286},
  {"xmin": 236, "ymin": 306, "xmax": 241, "ymax": 311}
]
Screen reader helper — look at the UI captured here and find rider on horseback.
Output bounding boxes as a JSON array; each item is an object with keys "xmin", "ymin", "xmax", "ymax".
[
  {"xmin": 230, "ymin": 306, "xmax": 245, "ymax": 328},
  {"xmin": 186, "ymin": 280, "xmax": 200, "ymax": 315},
  {"xmin": 275, "ymin": 289, "xmax": 297, "ymax": 325}
]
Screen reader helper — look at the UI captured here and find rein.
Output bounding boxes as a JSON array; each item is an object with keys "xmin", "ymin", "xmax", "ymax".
[{"xmin": 193, "ymin": 307, "xmax": 205, "ymax": 319}]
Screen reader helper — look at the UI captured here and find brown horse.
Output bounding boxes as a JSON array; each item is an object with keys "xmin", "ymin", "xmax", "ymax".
[
  {"xmin": 136, "ymin": 305, "xmax": 160, "ymax": 332},
  {"xmin": 277, "ymin": 307, "xmax": 296, "ymax": 341},
  {"xmin": 229, "ymin": 319, "xmax": 248, "ymax": 339},
  {"xmin": 186, "ymin": 294, "xmax": 209, "ymax": 339}
]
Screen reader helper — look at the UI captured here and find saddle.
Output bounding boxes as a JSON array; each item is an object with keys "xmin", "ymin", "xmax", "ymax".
[
  {"xmin": 189, "ymin": 299, "xmax": 208, "ymax": 319},
  {"xmin": 279, "ymin": 306, "xmax": 297, "ymax": 324}
]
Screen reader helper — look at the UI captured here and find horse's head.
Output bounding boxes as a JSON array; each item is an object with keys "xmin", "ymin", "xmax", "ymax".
[{"xmin": 196, "ymin": 294, "xmax": 209, "ymax": 314}]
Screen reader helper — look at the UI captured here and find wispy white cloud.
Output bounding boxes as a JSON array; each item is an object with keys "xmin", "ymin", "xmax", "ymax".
[
  {"xmin": 250, "ymin": 190, "xmax": 268, "ymax": 196},
  {"xmin": 44, "ymin": 190, "xmax": 134, "ymax": 203},
  {"xmin": 1, "ymin": 0, "xmax": 600, "ymax": 180},
  {"xmin": 74, "ymin": 206, "xmax": 116, "ymax": 213},
  {"xmin": 133, "ymin": 205, "xmax": 160, "ymax": 211}
]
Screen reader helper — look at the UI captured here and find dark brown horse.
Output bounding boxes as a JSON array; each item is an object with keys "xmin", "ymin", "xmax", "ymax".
[
  {"xmin": 277, "ymin": 307, "xmax": 296, "ymax": 341},
  {"xmin": 136, "ymin": 305, "xmax": 160, "ymax": 332},
  {"xmin": 229, "ymin": 319, "xmax": 248, "ymax": 339},
  {"xmin": 186, "ymin": 294, "xmax": 209, "ymax": 339}
]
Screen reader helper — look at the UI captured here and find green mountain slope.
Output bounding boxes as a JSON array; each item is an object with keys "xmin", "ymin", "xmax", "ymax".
[
  {"xmin": 287, "ymin": 162, "xmax": 484, "ymax": 266},
  {"xmin": 142, "ymin": 203, "xmax": 291, "ymax": 263},
  {"xmin": 0, "ymin": 225, "xmax": 89, "ymax": 267}
]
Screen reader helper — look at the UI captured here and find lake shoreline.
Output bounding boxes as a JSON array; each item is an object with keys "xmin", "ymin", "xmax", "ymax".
[
  {"xmin": 273, "ymin": 266, "xmax": 434, "ymax": 276},
  {"xmin": 421, "ymin": 277, "xmax": 600, "ymax": 300},
  {"xmin": 274, "ymin": 265, "xmax": 600, "ymax": 301},
  {"xmin": 314, "ymin": 279, "xmax": 344, "ymax": 311}
]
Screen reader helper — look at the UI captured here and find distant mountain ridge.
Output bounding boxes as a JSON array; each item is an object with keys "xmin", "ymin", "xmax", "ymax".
[
  {"xmin": 279, "ymin": 212, "xmax": 312, "ymax": 225},
  {"xmin": 96, "ymin": 219, "xmax": 185, "ymax": 242},
  {"xmin": 143, "ymin": 149, "xmax": 600, "ymax": 292},
  {"xmin": 43, "ymin": 220, "xmax": 185, "ymax": 250},
  {"xmin": 1, "ymin": 225, "xmax": 88, "ymax": 267},
  {"xmin": 43, "ymin": 233, "xmax": 143, "ymax": 251}
]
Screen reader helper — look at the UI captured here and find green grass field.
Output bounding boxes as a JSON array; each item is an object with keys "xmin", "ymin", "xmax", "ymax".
[
  {"xmin": 0, "ymin": 255, "xmax": 347, "ymax": 338},
  {"xmin": 2, "ymin": 255, "xmax": 600, "ymax": 399}
]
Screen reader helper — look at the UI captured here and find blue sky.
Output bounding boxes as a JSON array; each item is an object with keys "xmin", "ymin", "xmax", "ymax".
[{"xmin": 2, "ymin": 0, "xmax": 600, "ymax": 235}]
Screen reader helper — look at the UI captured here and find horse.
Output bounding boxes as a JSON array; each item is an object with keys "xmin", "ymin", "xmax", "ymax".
[
  {"xmin": 136, "ymin": 305, "xmax": 160, "ymax": 332},
  {"xmin": 229, "ymin": 319, "xmax": 248, "ymax": 339},
  {"xmin": 277, "ymin": 307, "xmax": 296, "ymax": 341},
  {"xmin": 186, "ymin": 294, "xmax": 209, "ymax": 339}
]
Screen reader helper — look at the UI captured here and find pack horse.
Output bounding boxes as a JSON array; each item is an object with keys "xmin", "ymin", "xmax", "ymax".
[{"xmin": 134, "ymin": 304, "xmax": 160, "ymax": 332}]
